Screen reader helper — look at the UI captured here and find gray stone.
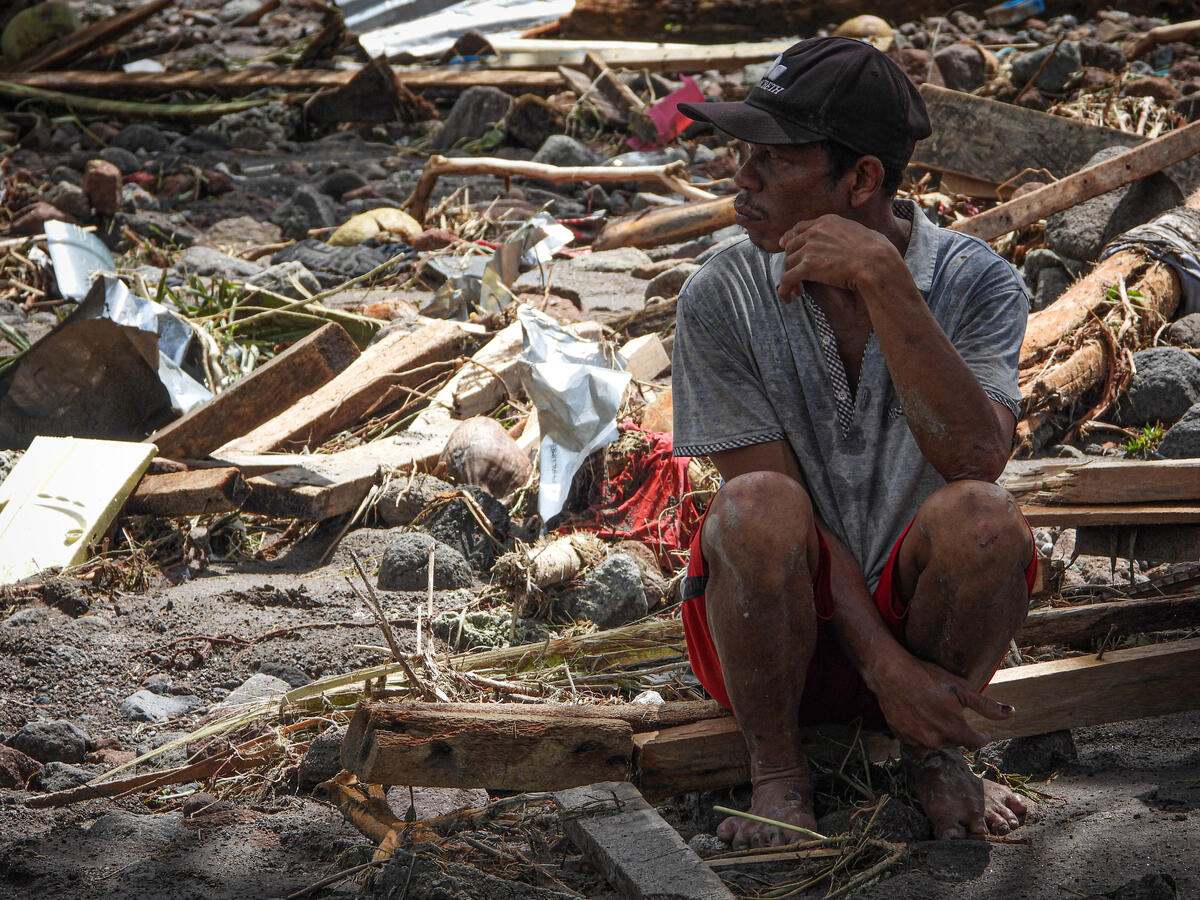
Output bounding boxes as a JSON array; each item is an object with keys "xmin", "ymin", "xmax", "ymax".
[
  {"xmin": 378, "ymin": 533, "xmax": 474, "ymax": 591},
  {"xmin": 119, "ymin": 690, "xmax": 201, "ymax": 723},
  {"xmin": 386, "ymin": 785, "xmax": 490, "ymax": 820},
  {"xmin": 570, "ymin": 247, "xmax": 652, "ymax": 273},
  {"xmin": 110, "ymin": 123, "xmax": 169, "ymax": 154},
  {"xmin": 1033, "ymin": 266, "xmax": 1072, "ymax": 311},
  {"xmin": 5, "ymin": 720, "xmax": 89, "ymax": 764},
  {"xmin": 214, "ymin": 673, "xmax": 291, "ymax": 710},
  {"xmin": 319, "ymin": 168, "xmax": 367, "ymax": 198},
  {"xmin": 934, "ymin": 43, "xmax": 989, "ymax": 92},
  {"xmin": 297, "ymin": 725, "xmax": 346, "ymax": 792},
  {"xmin": 43, "ymin": 181, "xmax": 91, "ymax": 221},
  {"xmin": 1045, "ymin": 146, "xmax": 1183, "ymax": 262},
  {"xmin": 1010, "ymin": 40, "xmax": 1081, "ymax": 94},
  {"xmin": 41, "ymin": 576, "xmax": 91, "ymax": 616},
  {"xmin": 98, "ymin": 145, "xmax": 140, "ymax": 175},
  {"xmin": 179, "ymin": 127, "xmax": 231, "ymax": 153},
  {"xmin": 113, "ymin": 210, "xmax": 199, "ymax": 246},
  {"xmin": 121, "ymin": 183, "xmax": 158, "ymax": 211},
  {"xmin": 87, "ymin": 810, "xmax": 189, "ymax": 843},
  {"xmin": 419, "ymin": 485, "xmax": 510, "ymax": 572},
  {"xmin": 1158, "ymin": 403, "xmax": 1200, "ymax": 458},
  {"xmin": 557, "ymin": 552, "xmax": 648, "ymax": 629},
  {"xmin": 218, "ymin": 0, "xmax": 260, "ymax": 22},
  {"xmin": 982, "ymin": 730, "xmax": 1077, "ymax": 775},
  {"xmin": 256, "ymin": 660, "xmax": 312, "ymax": 687},
  {"xmin": 532, "ymin": 134, "xmax": 604, "ymax": 168},
  {"xmin": 30, "ymin": 761, "xmax": 94, "ymax": 793},
  {"xmin": 246, "ymin": 261, "xmax": 322, "ymax": 300},
  {"xmin": 644, "ymin": 262, "xmax": 699, "ymax": 300},
  {"xmin": 434, "ymin": 86, "xmax": 512, "ymax": 151},
  {"xmin": 271, "ymin": 239, "xmax": 406, "ymax": 288},
  {"xmin": 1116, "ymin": 347, "xmax": 1200, "ymax": 427},
  {"xmin": 376, "ymin": 473, "xmax": 453, "ymax": 527},
  {"xmin": 175, "ymin": 246, "xmax": 263, "ymax": 279},
  {"xmin": 269, "ymin": 183, "xmax": 337, "ymax": 239},
  {"xmin": 1080, "ymin": 37, "xmax": 1126, "ymax": 71},
  {"xmin": 1165, "ymin": 312, "xmax": 1200, "ymax": 349},
  {"xmin": 1022, "ymin": 248, "xmax": 1065, "ymax": 287},
  {"xmin": 2, "ymin": 606, "xmax": 47, "ymax": 628}
]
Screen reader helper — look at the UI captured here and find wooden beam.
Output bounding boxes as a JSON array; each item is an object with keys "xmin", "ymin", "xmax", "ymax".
[
  {"xmin": 148, "ymin": 323, "xmax": 360, "ymax": 461},
  {"xmin": 1002, "ymin": 458, "xmax": 1200, "ymax": 506},
  {"xmin": 1020, "ymin": 594, "xmax": 1200, "ymax": 647},
  {"xmin": 4, "ymin": 0, "xmax": 173, "ymax": 73},
  {"xmin": 123, "ymin": 467, "xmax": 248, "ymax": 517},
  {"xmin": 951, "ymin": 118, "xmax": 1200, "ymax": 240},
  {"xmin": 220, "ymin": 321, "xmax": 466, "ymax": 455},
  {"xmin": 1021, "ymin": 504, "xmax": 1200, "ymax": 527},
  {"xmin": 554, "ymin": 781, "xmax": 735, "ymax": 900},
  {"xmin": 487, "ymin": 37, "xmax": 792, "ymax": 72}
]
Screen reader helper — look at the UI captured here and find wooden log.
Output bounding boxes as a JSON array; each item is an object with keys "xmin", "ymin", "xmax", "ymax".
[
  {"xmin": 1076, "ymin": 524, "xmax": 1200, "ymax": 564},
  {"xmin": 341, "ymin": 703, "xmax": 635, "ymax": 790},
  {"xmin": 148, "ymin": 323, "xmax": 360, "ymax": 461},
  {"xmin": 1021, "ymin": 504, "xmax": 1200, "ymax": 527},
  {"xmin": 220, "ymin": 321, "xmax": 466, "ymax": 454},
  {"xmin": 1020, "ymin": 595, "xmax": 1200, "ymax": 647},
  {"xmin": 554, "ymin": 781, "xmax": 735, "ymax": 900},
  {"xmin": 950, "ymin": 118, "xmax": 1200, "ymax": 241},
  {"xmin": 123, "ymin": 467, "xmax": 249, "ymax": 517},
  {"xmin": 634, "ymin": 638, "xmax": 1200, "ymax": 797},
  {"xmin": 3, "ymin": 0, "xmax": 172, "ymax": 72},
  {"xmin": 594, "ymin": 197, "xmax": 736, "ymax": 251},
  {"xmin": 1002, "ymin": 458, "xmax": 1200, "ymax": 506},
  {"xmin": 485, "ymin": 37, "xmax": 792, "ymax": 73}
]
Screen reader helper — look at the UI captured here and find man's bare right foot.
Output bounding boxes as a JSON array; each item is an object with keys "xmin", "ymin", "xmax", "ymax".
[
  {"xmin": 904, "ymin": 748, "xmax": 1031, "ymax": 839},
  {"xmin": 717, "ymin": 772, "xmax": 821, "ymax": 850}
]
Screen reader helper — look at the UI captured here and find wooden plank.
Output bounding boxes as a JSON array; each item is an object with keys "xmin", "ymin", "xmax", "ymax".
[
  {"xmin": 342, "ymin": 704, "xmax": 634, "ymax": 790},
  {"xmin": 148, "ymin": 323, "xmax": 360, "ymax": 461},
  {"xmin": 1020, "ymin": 594, "xmax": 1200, "ymax": 647},
  {"xmin": 914, "ymin": 84, "xmax": 1200, "ymax": 193},
  {"xmin": 4, "ymin": 0, "xmax": 173, "ymax": 72},
  {"xmin": 1021, "ymin": 503, "xmax": 1200, "ymax": 526},
  {"xmin": 123, "ymin": 467, "xmax": 248, "ymax": 517},
  {"xmin": 1002, "ymin": 458, "xmax": 1200, "ymax": 506},
  {"xmin": 553, "ymin": 781, "xmax": 734, "ymax": 900},
  {"xmin": 951, "ymin": 118, "xmax": 1200, "ymax": 240},
  {"xmin": 1076, "ymin": 524, "xmax": 1200, "ymax": 564},
  {"xmin": 220, "ymin": 322, "xmax": 466, "ymax": 455},
  {"xmin": 488, "ymin": 37, "xmax": 791, "ymax": 72},
  {"xmin": 633, "ymin": 639, "xmax": 1200, "ymax": 796}
]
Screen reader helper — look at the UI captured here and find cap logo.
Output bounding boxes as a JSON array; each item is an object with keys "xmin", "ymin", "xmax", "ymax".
[{"xmin": 758, "ymin": 56, "xmax": 788, "ymax": 94}]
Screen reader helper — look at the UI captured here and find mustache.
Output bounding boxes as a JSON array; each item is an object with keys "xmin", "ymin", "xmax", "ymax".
[{"xmin": 734, "ymin": 193, "xmax": 766, "ymax": 218}]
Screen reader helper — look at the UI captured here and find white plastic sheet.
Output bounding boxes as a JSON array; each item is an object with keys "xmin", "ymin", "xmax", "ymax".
[{"xmin": 45, "ymin": 221, "xmax": 116, "ymax": 302}]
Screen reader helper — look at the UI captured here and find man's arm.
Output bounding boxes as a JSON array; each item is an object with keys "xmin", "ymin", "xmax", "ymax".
[
  {"xmin": 777, "ymin": 215, "xmax": 1014, "ymax": 483},
  {"xmin": 710, "ymin": 440, "xmax": 1013, "ymax": 752}
]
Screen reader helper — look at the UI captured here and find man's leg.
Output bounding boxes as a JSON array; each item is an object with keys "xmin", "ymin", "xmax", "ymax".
[
  {"xmin": 701, "ymin": 471, "xmax": 822, "ymax": 849},
  {"xmin": 893, "ymin": 479, "xmax": 1035, "ymax": 839}
]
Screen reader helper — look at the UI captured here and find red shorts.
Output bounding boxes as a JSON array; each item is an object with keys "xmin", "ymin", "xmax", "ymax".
[{"xmin": 680, "ymin": 517, "xmax": 1039, "ymax": 730}]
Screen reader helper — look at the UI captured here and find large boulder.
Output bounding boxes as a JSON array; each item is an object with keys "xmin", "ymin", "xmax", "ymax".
[
  {"xmin": 1158, "ymin": 403, "xmax": 1200, "ymax": 458},
  {"xmin": 378, "ymin": 533, "xmax": 474, "ymax": 591},
  {"xmin": 1116, "ymin": 347, "xmax": 1200, "ymax": 427},
  {"xmin": 556, "ymin": 552, "xmax": 648, "ymax": 629},
  {"xmin": 4, "ymin": 719, "xmax": 89, "ymax": 764}
]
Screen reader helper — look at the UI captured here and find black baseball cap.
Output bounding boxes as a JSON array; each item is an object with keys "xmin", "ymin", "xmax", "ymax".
[{"xmin": 677, "ymin": 36, "xmax": 931, "ymax": 169}]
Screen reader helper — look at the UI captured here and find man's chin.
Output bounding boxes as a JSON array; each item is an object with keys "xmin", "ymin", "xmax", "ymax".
[{"xmin": 742, "ymin": 227, "xmax": 783, "ymax": 254}]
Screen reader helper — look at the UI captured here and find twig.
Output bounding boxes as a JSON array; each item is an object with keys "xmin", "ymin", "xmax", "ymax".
[
  {"xmin": 349, "ymin": 550, "xmax": 403, "ymax": 664},
  {"xmin": 711, "ymin": 805, "xmax": 829, "ymax": 842}
]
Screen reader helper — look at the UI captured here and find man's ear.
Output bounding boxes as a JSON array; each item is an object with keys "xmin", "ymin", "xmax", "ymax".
[{"xmin": 847, "ymin": 155, "xmax": 885, "ymax": 208}]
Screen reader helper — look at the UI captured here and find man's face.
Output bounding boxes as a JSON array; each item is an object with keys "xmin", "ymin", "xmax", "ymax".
[{"xmin": 732, "ymin": 142, "xmax": 845, "ymax": 253}]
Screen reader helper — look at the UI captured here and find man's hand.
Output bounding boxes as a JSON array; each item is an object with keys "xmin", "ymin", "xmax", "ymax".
[
  {"xmin": 870, "ymin": 652, "xmax": 1014, "ymax": 755},
  {"xmin": 776, "ymin": 214, "xmax": 904, "ymax": 302}
]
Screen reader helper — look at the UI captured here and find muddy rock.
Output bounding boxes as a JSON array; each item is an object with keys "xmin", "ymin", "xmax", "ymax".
[
  {"xmin": 572, "ymin": 246, "xmax": 652, "ymax": 273},
  {"xmin": 319, "ymin": 168, "xmax": 367, "ymax": 198},
  {"xmin": 119, "ymin": 689, "xmax": 201, "ymax": 723},
  {"xmin": 557, "ymin": 552, "xmax": 648, "ymax": 628},
  {"xmin": 1034, "ymin": 266, "xmax": 1072, "ymax": 311},
  {"xmin": 933, "ymin": 43, "xmax": 989, "ymax": 92},
  {"xmin": 419, "ymin": 485, "xmax": 510, "ymax": 572},
  {"xmin": 378, "ymin": 533, "xmax": 474, "ymax": 591},
  {"xmin": 643, "ymin": 262, "xmax": 698, "ymax": 300},
  {"xmin": 412, "ymin": 228, "xmax": 458, "ymax": 252},
  {"xmin": 983, "ymin": 730, "xmax": 1078, "ymax": 775},
  {"xmin": 1116, "ymin": 347, "xmax": 1200, "ymax": 427},
  {"xmin": 98, "ymin": 145, "xmax": 139, "ymax": 175},
  {"xmin": 269, "ymin": 183, "xmax": 337, "ymax": 239},
  {"xmin": 29, "ymin": 761, "xmax": 94, "ymax": 793},
  {"xmin": 40, "ymin": 576, "xmax": 91, "ymax": 617},
  {"xmin": 82, "ymin": 158, "xmax": 123, "ymax": 216},
  {"xmin": 12, "ymin": 200, "xmax": 77, "ymax": 235},
  {"xmin": 256, "ymin": 660, "xmax": 311, "ymax": 688},
  {"xmin": 1080, "ymin": 37, "xmax": 1125, "ymax": 70},
  {"xmin": 298, "ymin": 724, "xmax": 345, "ymax": 792},
  {"xmin": 375, "ymin": 472, "xmax": 454, "ymax": 527},
  {"xmin": 506, "ymin": 94, "xmax": 566, "ymax": 150},
  {"xmin": 1165, "ymin": 312, "xmax": 1200, "ymax": 349},
  {"xmin": 246, "ymin": 260, "xmax": 322, "ymax": 299},
  {"xmin": 121, "ymin": 183, "xmax": 158, "ymax": 212},
  {"xmin": 1124, "ymin": 75, "xmax": 1181, "ymax": 101},
  {"xmin": 43, "ymin": 181, "xmax": 91, "ymax": 222},
  {"xmin": 0, "ymin": 744, "xmax": 40, "ymax": 789},
  {"xmin": 1010, "ymin": 40, "xmax": 1081, "ymax": 93},
  {"xmin": 110, "ymin": 123, "xmax": 170, "ymax": 154},
  {"xmin": 218, "ymin": 0, "xmax": 259, "ymax": 22},
  {"xmin": 1158, "ymin": 403, "xmax": 1200, "ymax": 458},
  {"xmin": 2, "ymin": 605, "xmax": 48, "ymax": 628},
  {"xmin": 435, "ymin": 85, "xmax": 512, "ymax": 151},
  {"xmin": 532, "ymin": 134, "xmax": 604, "ymax": 168},
  {"xmin": 4, "ymin": 719, "xmax": 89, "ymax": 764},
  {"xmin": 174, "ymin": 245, "xmax": 263, "ymax": 279}
]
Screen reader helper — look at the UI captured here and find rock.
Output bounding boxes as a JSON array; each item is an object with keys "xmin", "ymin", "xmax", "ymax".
[
  {"xmin": 434, "ymin": 85, "xmax": 512, "ymax": 151},
  {"xmin": 43, "ymin": 181, "xmax": 91, "ymax": 222},
  {"xmin": 30, "ymin": 761, "xmax": 93, "ymax": 793},
  {"xmin": 119, "ymin": 690, "xmax": 201, "ymax": 723},
  {"xmin": 1079, "ymin": 37, "xmax": 1125, "ymax": 70},
  {"xmin": 556, "ymin": 552, "xmax": 648, "ymax": 629},
  {"xmin": 270, "ymin": 239, "xmax": 408, "ymax": 288},
  {"xmin": 218, "ymin": 0, "xmax": 259, "ymax": 22},
  {"xmin": 4, "ymin": 720, "xmax": 89, "ymax": 764},
  {"xmin": 0, "ymin": 744, "xmax": 41, "ymax": 789},
  {"xmin": 1174, "ymin": 94, "xmax": 1200, "ymax": 123},
  {"xmin": 1033, "ymin": 266, "xmax": 1071, "ymax": 311},
  {"xmin": 419, "ymin": 485, "xmax": 510, "ymax": 572},
  {"xmin": 110, "ymin": 123, "xmax": 169, "ymax": 154},
  {"xmin": 378, "ymin": 533, "xmax": 474, "ymax": 591},
  {"xmin": 2, "ymin": 2, "xmax": 80, "ymax": 64},
  {"xmin": 1010, "ymin": 40, "xmax": 1081, "ymax": 94},
  {"xmin": 328, "ymin": 207, "xmax": 422, "ymax": 247},
  {"xmin": 532, "ymin": 134, "xmax": 604, "ymax": 168},
  {"xmin": 897, "ymin": 47, "xmax": 934, "ymax": 85},
  {"xmin": 386, "ymin": 785, "xmax": 490, "ymax": 820},
  {"xmin": 412, "ymin": 228, "xmax": 458, "ymax": 252},
  {"xmin": 98, "ymin": 145, "xmax": 139, "ymax": 175},
  {"xmin": 933, "ymin": 43, "xmax": 989, "ymax": 92},
  {"xmin": 121, "ymin": 183, "xmax": 158, "ymax": 211},
  {"xmin": 1123, "ymin": 75, "xmax": 1181, "ymax": 102},
  {"xmin": 613, "ymin": 540, "xmax": 669, "ymax": 606},
  {"xmin": 214, "ymin": 673, "xmax": 291, "ymax": 710},
  {"xmin": 83, "ymin": 158, "xmax": 123, "ymax": 216},
  {"xmin": 319, "ymin": 168, "xmax": 367, "ymax": 198},
  {"xmin": 983, "ymin": 730, "xmax": 1077, "ymax": 775},
  {"xmin": 40, "ymin": 576, "xmax": 91, "ymax": 616},
  {"xmin": 1165, "ymin": 312, "xmax": 1200, "ymax": 349},
  {"xmin": 113, "ymin": 210, "xmax": 199, "ymax": 246},
  {"xmin": 179, "ymin": 127, "xmax": 232, "ymax": 153},
  {"xmin": 269, "ymin": 183, "xmax": 337, "ymax": 240},
  {"xmin": 1158, "ymin": 403, "xmax": 1200, "ymax": 458},
  {"xmin": 297, "ymin": 725, "xmax": 346, "ymax": 792},
  {"xmin": 1022, "ymin": 247, "xmax": 1065, "ymax": 288},
  {"xmin": 2, "ymin": 606, "xmax": 48, "ymax": 628},
  {"xmin": 571, "ymin": 247, "xmax": 652, "ymax": 273},
  {"xmin": 1045, "ymin": 146, "xmax": 1182, "ymax": 262},
  {"xmin": 174, "ymin": 246, "xmax": 263, "ymax": 279},
  {"xmin": 375, "ymin": 473, "xmax": 454, "ymax": 527},
  {"xmin": 256, "ymin": 661, "xmax": 312, "ymax": 688},
  {"xmin": 206, "ymin": 215, "xmax": 281, "ymax": 248},
  {"xmin": 11, "ymin": 201, "xmax": 77, "ymax": 235},
  {"xmin": 644, "ymin": 262, "xmax": 699, "ymax": 300},
  {"xmin": 506, "ymin": 94, "xmax": 565, "ymax": 150},
  {"xmin": 1116, "ymin": 347, "xmax": 1200, "ymax": 427},
  {"xmin": 246, "ymin": 261, "xmax": 322, "ymax": 299}
]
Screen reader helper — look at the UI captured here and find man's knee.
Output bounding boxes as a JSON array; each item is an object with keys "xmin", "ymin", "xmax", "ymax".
[{"xmin": 918, "ymin": 480, "xmax": 1031, "ymax": 566}]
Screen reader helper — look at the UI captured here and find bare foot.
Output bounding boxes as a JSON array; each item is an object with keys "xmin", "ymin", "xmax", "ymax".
[
  {"xmin": 904, "ymin": 748, "xmax": 1031, "ymax": 839},
  {"xmin": 717, "ymin": 772, "xmax": 820, "ymax": 850}
]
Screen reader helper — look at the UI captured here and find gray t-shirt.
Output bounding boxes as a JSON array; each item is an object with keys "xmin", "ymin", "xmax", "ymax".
[{"xmin": 672, "ymin": 200, "xmax": 1029, "ymax": 588}]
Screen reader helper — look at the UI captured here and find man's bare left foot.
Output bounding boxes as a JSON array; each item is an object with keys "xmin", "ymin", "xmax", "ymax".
[
  {"xmin": 904, "ymin": 748, "xmax": 1031, "ymax": 839},
  {"xmin": 717, "ymin": 771, "xmax": 820, "ymax": 850}
]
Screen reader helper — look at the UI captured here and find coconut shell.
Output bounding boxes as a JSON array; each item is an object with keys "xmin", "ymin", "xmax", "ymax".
[{"xmin": 439, "ymin": 416, "xmax": 532, "ymax": 499}]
